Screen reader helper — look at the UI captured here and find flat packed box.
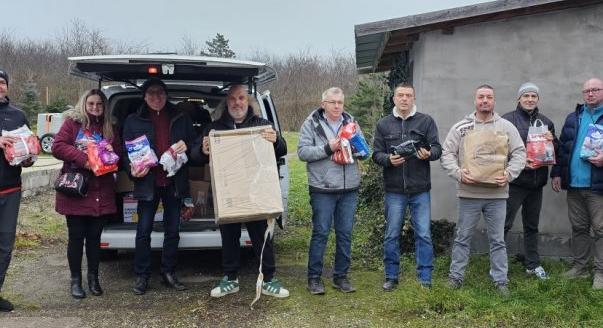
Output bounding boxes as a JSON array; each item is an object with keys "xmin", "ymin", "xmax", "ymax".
[
  {"xmin": 123, "ymin": 193, "xmax": 164, "ymax": 223},
  {"xmin": 209, "ymin": 126, "xmax": 283, "ymax": 224},
  {"xmin": 189, "ymin": 180, "xmax": 213, "ymax": 217}
]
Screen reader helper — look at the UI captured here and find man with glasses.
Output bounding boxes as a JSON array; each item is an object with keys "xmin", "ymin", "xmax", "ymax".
[
  {"xmin": 552, "ymin": 78, "xmax": 603, "ymax": 289},
  {"xmin": 372, "ymin": 83, "xmax": 441, "ymax": 290},
  {"xmin": 123, "ymin": 78, "xmax": 195, "ymax": 295},
  {"xmin": 298, "ymin": 87, "xmax": 366, "ymax": 294}
]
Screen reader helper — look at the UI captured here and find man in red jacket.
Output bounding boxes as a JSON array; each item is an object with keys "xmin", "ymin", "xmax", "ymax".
[{"xmin": 0, "ymin": 69, "xmax": 34, "ymax": 311}]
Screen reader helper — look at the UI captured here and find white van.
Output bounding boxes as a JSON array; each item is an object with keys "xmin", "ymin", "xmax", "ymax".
[{"xmin": 68, "ymin": 54, "xmax": 288, "ymax": 254}]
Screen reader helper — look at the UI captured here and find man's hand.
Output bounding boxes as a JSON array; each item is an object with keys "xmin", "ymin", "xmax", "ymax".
[
  {"xmin": 261, "ymin": 128, "xmax": 277, "ymax": 143},
  {"xmin": 389, "ymin": 153, "xmax": 405, "ymax": 167},
  {"xmin": 201, "ymin": 136, "xmax": 210, "ymax": 155},
  {"xmin": 130, "ymin": 163, "xmax": 150, "ymax": 178},
  {"xmin": 525, "ymin": 159, "xmax": 538, "ymax": 170},
  {"xmin": 328, "ymin": 138, "xmax": 341, "ymax": 152},
  {"xmin": 494, "ymin": 172, "xmax": 509, "ymax": 187},
  {"xmin": 173, "ymin": 140, "xmax": 187, "ymax": 154},
  {"xmin": 552, "ymin": 177, "xmax": 561, "ymax": 192},
  {"xmin": 416, "ymin": 147, "xmax": 431, "ymax": 160},
  {"xmin": 181, "ymin": 207, "xmax": 193, "ymax": 221},
  {"xmin": 20, "ymin": 157, "xmax": 35, "ymax": 167},
  {"xmin": 0, "ymin": 135, "xmax": 18, "ymax": 150},
  {"xmin": 544, "ymin": 131, "xmax": 554, "ymax": 141},
  {"xmin": 588, "ymin": 150, "xmax": 603, "ymax": 167},
  {"xmin": 460, "ymin": 168, "xmax": 477, "ymax": 184}
]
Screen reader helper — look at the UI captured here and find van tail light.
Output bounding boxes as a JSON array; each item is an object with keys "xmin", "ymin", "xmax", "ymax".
[
  {"xmin": 100, "ymin": 242, "xmax": 110, "ymax": 249},
  {"xmin": 147, "ymin": 66, "xmax": 159, "ymax": 74},
  {"xmin": 244, "ymin": 240, "xmax": 252, "ymax": 245}
]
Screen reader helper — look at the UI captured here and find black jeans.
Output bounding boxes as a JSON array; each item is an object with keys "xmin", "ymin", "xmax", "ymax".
[
  {"xmin": 134, "ymin": 185, "xmax": 181, "ymax": 278},
  {"xmin": 220, "ymin": 219, "xmax": 275, "ymax": 281},
  {"xmin": 66, "ymin": 215, "xmax": 107, "ymax": 277},
  {"xmin": 504, "ymin": 184, "xmax": 543, "ymax": 270},
  {"xmin": 0, "ymin": 191, "xmax": 21, "ymax": 291}
]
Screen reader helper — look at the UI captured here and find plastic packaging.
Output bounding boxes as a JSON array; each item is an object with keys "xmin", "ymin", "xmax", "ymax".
[
  {"xmin": 159, "ymin": 144, "xmax": 188, "ymax": 177},
  {"xmin": 2, "ymin": 125, "xmax": 40, "ymax": 166},
  {"xmin": 580, "ymin": 123, "xmax": 603, "ymax": 159},
  {"xmin": 98, "ymin": 139, "xmax": 119, "ymax": 165},
  {"xmin": 87, "ymin": 140, "xmax": 118, "ymax": 176},
  {"xmin": 338, "ymin": 122, "xmax": 370, "ymax": 158},
  {"xmin": 125, "ymin": 135, "xmax": 158, "ymax": 171},
  {"xmin": 331, "ymin": 138, "xmax": 354, "ymax": 164}
]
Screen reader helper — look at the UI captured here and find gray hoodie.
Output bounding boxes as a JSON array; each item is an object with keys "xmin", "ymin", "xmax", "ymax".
[
  {"xmin": 297, "ymin": 108, "xmax": 362, "ymax": 193},
  {"xmin": 440, "ymin": 112, "xmax": 526, "ymax": 199}
]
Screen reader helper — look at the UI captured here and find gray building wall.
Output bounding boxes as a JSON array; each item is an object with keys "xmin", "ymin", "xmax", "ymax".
[{"xmin": 410, "ymin": 4, "xmax": 603, "ymax": 256}]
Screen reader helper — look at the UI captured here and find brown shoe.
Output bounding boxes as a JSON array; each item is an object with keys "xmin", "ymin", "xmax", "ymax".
[{"xmin": 562, "ymin": 266, "xmax": 589, "ymax": 279}]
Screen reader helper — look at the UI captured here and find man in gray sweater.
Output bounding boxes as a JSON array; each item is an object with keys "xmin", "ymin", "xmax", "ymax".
[{"xmin": 441, "ymin": 84, "xmax": 526, "ymax": 296}]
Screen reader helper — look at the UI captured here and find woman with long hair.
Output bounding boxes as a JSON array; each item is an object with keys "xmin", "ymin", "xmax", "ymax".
[{"xmin": 52, "ymin": 89, "xmax": 121, "ymax": 299}]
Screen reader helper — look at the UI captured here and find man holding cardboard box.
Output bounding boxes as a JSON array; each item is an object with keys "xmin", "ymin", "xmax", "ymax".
[
  {"xmin": 192, "ymin": 84, "xmax": 289, "ymax": 299},
  {"xmin": 441, "ymin": 85, "xmax": 525, "ymax": 296}
]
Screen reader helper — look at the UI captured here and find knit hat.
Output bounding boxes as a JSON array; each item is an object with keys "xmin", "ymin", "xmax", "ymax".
[
  {"xmin": 517, "ymin": 82, "xmax": 539, "ymax": 99},
  {"xmin": 141, "ymin": 78, "xmax": 167, "ymax": 95},
  {"xmin": 0, "ymin": 69, "xmax": 8, "ymax": 86}
]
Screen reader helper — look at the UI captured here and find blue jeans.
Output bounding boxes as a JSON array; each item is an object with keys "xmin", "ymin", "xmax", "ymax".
[
  {"xmin": 307, "ymin": 191, "xmax": 358, "ymax": 279},
  {"xmin": 383, "ymin": 192, "xmax": 434, "ymax": 283},
  {"xmin": 134, "ymin": 185, "xmax": 181, "ymax": 278}
]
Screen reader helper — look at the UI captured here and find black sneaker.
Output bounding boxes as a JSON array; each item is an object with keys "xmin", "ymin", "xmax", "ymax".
[
  {"xmin": 333, "ymin": 277, "xmax": 356, "ymax": 293},
  {"xmin": 447, "ymin": 278, "xmax": 462, "ymax": 289},
  {"xmin": 0, "ymin": 297, "xmax": 14, "ymax": 312},
  {"xmin": 382, "ymin": 278, "xmax": 398, "ymax": 291},
  {"xmin": 307, "ymin": 278, "xmax": 325, "ymax": 295},
  {"xmin": 132, "ymin": 276, "xmax": 149, "ymax": 295}
]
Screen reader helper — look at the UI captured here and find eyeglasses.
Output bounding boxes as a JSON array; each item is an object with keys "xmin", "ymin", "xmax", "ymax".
[
  {"xmin": 582, "ymin": 88, "xmax": 603, "ymax": 94},
  {"xmin": 323, "ymin": 100, "xmax": 344, "ymax": 105}
]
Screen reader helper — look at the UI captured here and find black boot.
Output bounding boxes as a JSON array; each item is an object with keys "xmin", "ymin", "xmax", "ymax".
[
  {"xmin": 87, "ymin": 273, "xmax": 103, "ymax": 296},
  {"xmin": 70, "ymin": 276, "xmax": 86, "ymax": 299},
  {"xmin": 161, "ymin": 272, "xmax": 187, "ymax": 291},
  {"xmin": 132, "ymin": 276, "xmax": 149, "ymax": 295}
]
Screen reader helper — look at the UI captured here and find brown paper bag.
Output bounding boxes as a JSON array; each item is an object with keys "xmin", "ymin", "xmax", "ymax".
[{"xmin": 462, "ymin": 129, "xmax": 508, "ymax": 186}]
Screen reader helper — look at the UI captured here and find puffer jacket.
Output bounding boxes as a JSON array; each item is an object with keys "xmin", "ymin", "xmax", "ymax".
[
  {"xmin": 551, "ymin": 104, "xmax": 603, "ymax": 192},
  {"xmin": 122, "ymin": 102, "xmax": 195, "ymax": 201},
  {"xmin": 52, "ymin": 109, "xmax": 122, "ymax": 217},
  {"xmin": 502, "ymin": 105, "xmax": 559, "ymax": 190},
  {"xmin": 297, "ymin": 108, "xmax": 364, "ymax": 193},
  {"xmin": 0, "ymin": 97, "xmax": 30, "ymax": 191}
]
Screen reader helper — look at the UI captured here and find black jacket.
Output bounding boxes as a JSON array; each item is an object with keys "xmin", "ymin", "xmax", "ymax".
[
  {"xmin": 191, "ymin": 107, "xmax": 287, "ymax": 164},
  {"xmin": 122, "ymin": 102, "xmax": 195, "ymax": 201},
  {"xmin": 502, "ymin": 105, "xmax": 559, "ymax": 189},
  {"xmin": 0, "ymin": 98, "xmax": 30, "ymax": 190},
  {"xmin": 551, "ymin": 104, "xmax": 603, "ymax": 192},
  {"xmin": 371, "ymin": 111, "xmax": 441, "ymax": 194}
]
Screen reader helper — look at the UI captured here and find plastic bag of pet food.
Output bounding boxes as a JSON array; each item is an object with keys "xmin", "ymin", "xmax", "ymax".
[
  {"xmin": 125, "ymin": 135, "xmax": 158, "ymax": 171},
  {"xmin": 159, "ymin": 143, "xmax": 189, "ymax": 177},
  {"xmin": 2, "ymin": 124, "xmax": 40, "ymax": 166}
]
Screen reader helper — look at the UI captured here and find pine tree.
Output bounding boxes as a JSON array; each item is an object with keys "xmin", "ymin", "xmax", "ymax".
[
  {"xmin": 200, "ymin": 33, "xmax": 235, "ymax": 58},
  {"xmin": 20, "ymin": 78, "xmax": 43, "ymax": 121}
]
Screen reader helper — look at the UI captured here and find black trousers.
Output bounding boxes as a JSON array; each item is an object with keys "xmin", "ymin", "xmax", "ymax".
[
  {"xmin": 66, "ymin": 215, "xmax": 107, "ymax": 277},
  {"xmin": 504, "ymin": 184, "xmax": 543, "ymax": 270},
  {"xmin": 220, "ymin": 219, "xmax": 275, "ymax": 281},
  {"xmin": 0, "ymin": 191, "xmax": 21, "ymax": 292}
]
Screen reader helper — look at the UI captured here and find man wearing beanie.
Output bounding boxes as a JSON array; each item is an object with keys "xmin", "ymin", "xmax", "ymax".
[
  {"xmin": 502, "ymin": 82, "xmax": 558, "ymax": 280},
  {"xmin": 0, "ymin": 69, "xmax": 35, "ymax": 311},
  {"xmin": 123, "ymin": 78, "xmax": 195, "ymax": 295}
]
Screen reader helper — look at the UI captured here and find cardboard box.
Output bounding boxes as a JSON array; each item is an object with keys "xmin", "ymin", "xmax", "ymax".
[
  {"xmin": 190, "ymin": 180, "xmax": 213, "ymax": 217},
  {"xmin": 208, "ymin": 126, "xmax": 283, "ymax": 224},
  {"xmin": 189, "ymin": 166, "xmax": 205, "ymax": 181},
  {"xmin": 122, "ymin": 193, "xmax": 164, "ymax": 223}
]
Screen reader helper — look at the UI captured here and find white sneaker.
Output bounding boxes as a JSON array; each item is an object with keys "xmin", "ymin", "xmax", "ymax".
[
  {"xmin": 526, "ymin": 266, "xmax": 549, "ymax": 280},
  {"xmin": 210, "ymin": 276, "xmax": 239, "ymax": 298},
  {"xmin": 262, "ymin": 278, "xmax": 290, "ymax": 298}
]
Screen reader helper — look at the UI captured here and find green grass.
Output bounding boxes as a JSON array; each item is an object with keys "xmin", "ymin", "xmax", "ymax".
[{"xmin": 271, "ymin": 131, "xmax": 603, "ymax": 327}]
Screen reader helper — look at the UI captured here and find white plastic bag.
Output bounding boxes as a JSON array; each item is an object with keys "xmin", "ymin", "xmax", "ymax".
[{"xmin": 159, "ymin": 144, "xmax": 188, "ymax": 177}]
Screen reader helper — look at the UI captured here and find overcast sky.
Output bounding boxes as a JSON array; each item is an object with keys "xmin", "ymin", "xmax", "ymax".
[{"xmin": 2, "ymin": 0, "xmax": 485, "ymax": 58}]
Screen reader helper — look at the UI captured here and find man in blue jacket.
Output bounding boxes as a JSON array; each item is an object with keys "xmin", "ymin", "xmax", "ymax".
[
  {"xmin": 552, "ymin": 78, "xmax": 603, "ymax": 289},
  {"xmin": 372, "ymin": 83, "xmax": 441, "ymax": 290}
]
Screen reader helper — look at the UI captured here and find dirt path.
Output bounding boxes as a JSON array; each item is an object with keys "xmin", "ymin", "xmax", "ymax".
[{"xmin": 1, "ymin": 238, "xmax": 294, "ymax": 327}]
